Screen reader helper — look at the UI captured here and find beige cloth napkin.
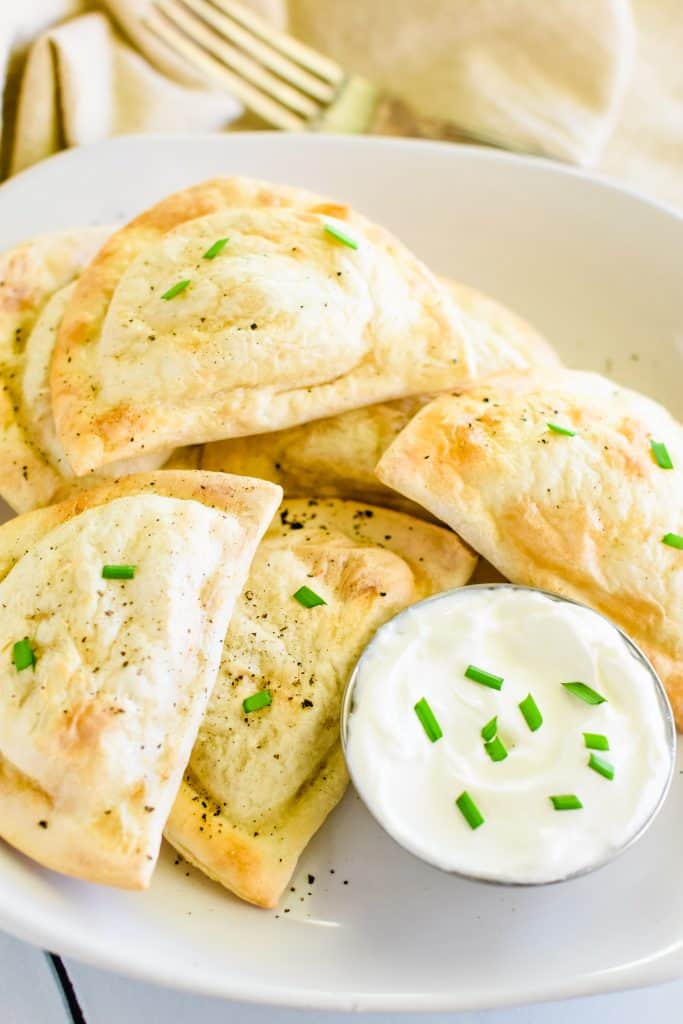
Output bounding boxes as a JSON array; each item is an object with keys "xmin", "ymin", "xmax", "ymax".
[
  {"xmin": 290, "ymin": 0, "xmax": 635, "ymax": 166},
  {"xmin": 6, "ymin": 5, "xmax": 241, "ymax": 175},
  {"xmin": 1, "ymin": 0, "xmax": 682, "ymax": 209},
  {"xmin": 600, "ymin": 0, "xmax": 683, "ymax": 210}
]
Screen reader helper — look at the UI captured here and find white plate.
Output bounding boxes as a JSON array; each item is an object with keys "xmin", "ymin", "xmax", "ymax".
[{"xmin": 0, "ymin": 134, "xmax": 682, "ymax": 1013}]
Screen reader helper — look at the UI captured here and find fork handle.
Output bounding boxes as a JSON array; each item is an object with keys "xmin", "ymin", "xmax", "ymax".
[{"xmin": 370, "ymin": 94, "xmax": 508, "ymax": 150}]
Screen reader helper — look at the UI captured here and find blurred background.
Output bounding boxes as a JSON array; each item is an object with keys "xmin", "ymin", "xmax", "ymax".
[{"xmin": 1, "ymin": 0, "xmax": 681, "ymax": 207}]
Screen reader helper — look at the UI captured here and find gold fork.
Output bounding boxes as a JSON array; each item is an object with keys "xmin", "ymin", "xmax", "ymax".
[{"xmin": 143, "ymin": 0, "xmax": 510, "ymax": 146}]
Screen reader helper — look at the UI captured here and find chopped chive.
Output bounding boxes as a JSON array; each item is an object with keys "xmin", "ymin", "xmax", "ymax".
[
  {"xmin": 12, "ymin": 638, "xmax": 35, "ymax": 671},
  {"xmin": 161, "ymin": 279, "xmax": 190, "ymax": 300},
  {"xmin": 588, "ymin": 753, "xmax": 615, "ymax": 781},
  {"xmin": 481, "ymin": 716, "xmax": 498, "ymax": 742},
  {"xmin": 583, "ymin": 732, "xmax": 609, "ymax": 751},
  {"xmin": 650, "ymin": 440, "xmax": 674, "ymax": 470},
  {"xmin": 102, "ymin": 564, "xmax": 136, "ymax": 580},
  {"xmin": 456, "ymin": 791, "xmax": 484, "ymax": 830},
  {"xmin": 323, "ymin": 223, "xmax": 358, "ymax": 250},
  {"xmin": 518, "ymin": 693, "xmax": 543, "ymax": 732},
  {"xmin": 484, "ymin": 736, "xmax": 508, "ymax": 762},
  {"xmin": 202, "ymin": 237, "xmax": 229, "ymax": 260},
  {"xmin": 562, "ymin": 681, "xmax": 606, "ymax": 705},
  {"xmin": 414, "ymin": 697, "xmax": 443, "ymax": 743},
  {"xmin": 547, "ymin": 422, "xmax": 577, "ymax": 437},
  {"xmin": 243, "ymin": 689, "xmax": 272, "ymax": 714},
  {"xmin": 663, "ymin": 532, "xmax": 683, "ymax": 550},
  {"xmin": 550, "ymin": 794, "xmax": 583, "ymax": 811},
  {"xmin": 465, "ymin": 664, "xmax": 503, "ymax": 690},
  {"xmin": 293, "ymin": 585, "xmax": 326, "ymax": 608}
]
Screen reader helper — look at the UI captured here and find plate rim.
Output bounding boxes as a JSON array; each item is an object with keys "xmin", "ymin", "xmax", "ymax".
[
  {"xmin": 4, "ymin": 889, "xmax": 683, "ymax": 1013},
  {"xmin": 0, "ymin": 131, "xmax": 682, "ymax": 1011},
  {"xmin": 2, "ymin": 130, "xmax": 683, "ymax": 232}
]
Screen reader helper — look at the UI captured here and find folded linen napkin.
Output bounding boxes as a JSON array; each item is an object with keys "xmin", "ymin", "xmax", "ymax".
[
  {"xmin": 6, "ymin": 6, "xmax": 240, "ymax": 176},
  {"xmin": 288, "ymin": 0, "xmax": 635, "ymax": 166}
]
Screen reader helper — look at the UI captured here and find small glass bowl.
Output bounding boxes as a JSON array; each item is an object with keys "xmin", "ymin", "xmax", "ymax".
[{"xmin": 340, "ymin": 583, "xmax": 676, "ymax": 887}]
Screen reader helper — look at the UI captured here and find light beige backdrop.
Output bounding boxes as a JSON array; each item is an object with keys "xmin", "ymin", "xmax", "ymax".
[{"xmin": 1, "ymin": 1, "xmax": 682, "ymax": 208}]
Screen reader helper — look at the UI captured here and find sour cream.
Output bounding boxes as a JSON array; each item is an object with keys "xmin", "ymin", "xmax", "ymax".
[{"xmin": 342, "ymin": 586, "xmax": 674, "ymax": 884}]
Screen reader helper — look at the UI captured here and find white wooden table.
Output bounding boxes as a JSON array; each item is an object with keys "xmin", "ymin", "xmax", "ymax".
[{"xmin": 3, "ymin": 931, "xmax": 681, "ymax": 1023}]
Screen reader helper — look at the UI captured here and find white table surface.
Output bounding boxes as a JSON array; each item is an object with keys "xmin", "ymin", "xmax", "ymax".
[{"xmin": 2, "ymin": 930, "xmax": 681, "ymax": 1022}]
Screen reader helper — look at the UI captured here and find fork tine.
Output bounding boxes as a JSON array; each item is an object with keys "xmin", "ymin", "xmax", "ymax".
[
  {"xmin": 155, "ymin": 1, "xmax": 316, "ymax": 121},
  {"xmin": 175, "ymin": 0, "xmax": 322, "ymax": 116},
  {"xmin": 145, "ymin": 6, "xmax": 305, "ymax": 130},
  {"xmin": 181, "ymin": 0, "xmax": 336, "ymax": 103},
  {"xmin": 210, "ymin": 0, "xmax": 344, "ymax": 86}
]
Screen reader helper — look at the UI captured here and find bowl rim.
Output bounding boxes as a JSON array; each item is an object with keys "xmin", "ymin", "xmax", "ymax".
[
  {"xmin": 4, "ymin": 130, "xmax": 683, "ymax": 232},
  {"xmin": 340, "ymin": 582, "xmax": 677, "ymax": 888}
]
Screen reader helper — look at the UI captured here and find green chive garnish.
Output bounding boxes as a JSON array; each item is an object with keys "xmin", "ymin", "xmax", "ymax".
[
  {"xmin": 456, "ymin": 791, "xmax": 484, "ymax": 830},
  {"xmin": 102, "ymin": 565, "xmax": 136, "ymax": 580},
  {"xmin": 161, "ymin": 279, "xmax": 190, "ymax": 300},
  {"xmin": 562, "ymin": 681, "xmax": 606, "ymax": 705},
  {"xmin": 650, "ymin": 440, "xmax": 674, "ymax": 470},
  {"xmin": 243, "ymin": 689, "xmax": 272, "ymax": 714},
  {"xmin": 550, "ymin": 794, "xmax": 583, "ymax": 811},
  {"xmin": 584, "ymin": 732, "xmax": 609, "ymax": 751},
  {"xmin": 663, "ymin": 533, "xmax": 683, "ymax": 550},
  {"xmin": 202, "ymin": 238, "xmax": 229, "ymax": 260},
  {"xmin": 484, "ymin": 736, "xmax": 508, "ymax": 762},
  {"xmin": 293, "ymin": 585, "xmax": 326, "ymax": 608},
  {"xmin": 323, "ymin": 223, "xmax": 358, "ymax": 250},
  {"xmin": 12, "ymin": 638, "xmax": 35, "ymax": 671},
  {"xmin": 588, "ymin": 753, "xmax": 615, "ymax": 781},
  {"xmin": 518, "ymin": 693, "xmax": 543, "ymax": 732},
  {"xmin": 547, "ymin": 422, "xmax": 576, "ymax": 437},
  {"xmin": 481, "ymin": 716, "xmax": 498, "ymax": 741},
  {"xmin": 414, "ymin": 697, "xmax": 443, "ymax": 743},
  {"xmin": 465, "ymin": 664, "xmax": 503, "ymax": 690}
]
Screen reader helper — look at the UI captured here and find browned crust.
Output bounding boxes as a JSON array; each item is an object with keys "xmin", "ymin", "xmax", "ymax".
[
  {"xmin": 190, "ymin": 277, "xmax": 558, "ymax": 514},
  {"xmin": 0, "ymin": 470, "xmax": 281, "ymax": 579},
  {"xmin": 166, "ymin": 743, "xmax": 348, "ymax": 909},
  {"xmin": 51, "ymin": 177, "xmax": 460, "ymax": 473},
  {"xmin": 164, "ymin": 497, "xmax": 476, "ymax": 907},
  {"xmin": 0, "ymin": 470, "xmax": 282, "ymax": 888},
  {"xmin": 51, "ymin": 179, "xmax": 333, "ymax": 473},
  {"xmin": 0, "ymin": 228, "xmax": 111, "ymax": 512},
  {"xmin": 377, "ymin": 370, "xmax": 683, "ymax": 727}
]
